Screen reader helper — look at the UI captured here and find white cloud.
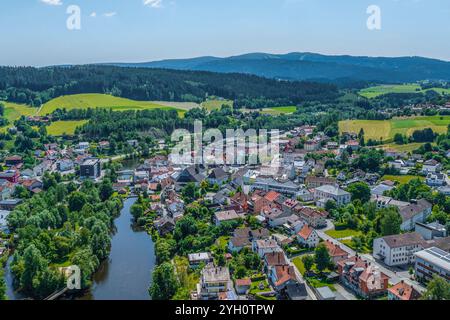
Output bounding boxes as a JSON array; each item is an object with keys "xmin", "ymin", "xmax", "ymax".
[
  {"xmin": 90, "ymin": 12, "xmax": 97, "ymax": 18},
  {"xmin": 40, "ymin": 0, "xmax": 63, "ymax": 5},
  {"xmin": 103, "ymin": 12, "xmax": 117, "ymax": 17},
  {"xmin": 143, "ymin": 0, "xmax": 163, "ymax": 8}
]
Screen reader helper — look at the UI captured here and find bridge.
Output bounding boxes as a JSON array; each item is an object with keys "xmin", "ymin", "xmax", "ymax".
[{"xmin": 44, "ymin": 287, "xmax": 69, "ymax": 300}]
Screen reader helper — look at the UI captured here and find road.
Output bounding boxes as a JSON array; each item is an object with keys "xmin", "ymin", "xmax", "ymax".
[{"xmin": 317, "ymin": 220, "xmax": 426, "ymax": 293}]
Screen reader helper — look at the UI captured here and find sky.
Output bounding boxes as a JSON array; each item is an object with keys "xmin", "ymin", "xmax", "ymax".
[{"xmin": 0, "ymin": 0, "xmax": 449, "ymax": 66}]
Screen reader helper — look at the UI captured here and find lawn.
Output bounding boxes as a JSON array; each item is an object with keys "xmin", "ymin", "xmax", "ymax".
[
  {"xmin": 293, "ymin": 256, "xmax": 336, "ymax": 291},
  {"xmin": 38, "ymin": 94, "xmax": 187, "ymax": 116},
  {"xmin": 292, "ymin": 256, "xmax": 306, "ymax": 275},
  {"xmin": 325, "ymin": 228, "xmax": 362, "ymax": 239},
  {"xmin": 381, "ymin": 175, "xmax": 424, "ymax": 184},
  {"xmin": 340, "ymin": 239, "xmax": 372, "ymax": 254},
  {"xmin": 359, "ymin": 84, "xmax": 450, "ymax": 99},
  {"xmin": 46, "ymin": 120, "xmax": 88, "ymax": 136},
  {"xmin": 339, "ymin": 116, "xmax": 450, "ymax": 143}
]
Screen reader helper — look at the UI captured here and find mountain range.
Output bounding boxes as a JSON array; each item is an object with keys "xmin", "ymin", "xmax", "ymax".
[{"xmin": 105, "ymin": 52, "xmax": 450, "ymax": 83}]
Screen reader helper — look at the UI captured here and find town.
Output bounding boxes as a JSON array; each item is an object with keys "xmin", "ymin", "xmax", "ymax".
[{"xmin": 1, "ymin": 113, "xmax": 448, "ymax": 301}]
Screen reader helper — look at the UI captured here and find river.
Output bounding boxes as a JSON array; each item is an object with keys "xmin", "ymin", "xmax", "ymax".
[{"xmin": 4, "ymin": 197, "xmax": 156, "ymax": 300}]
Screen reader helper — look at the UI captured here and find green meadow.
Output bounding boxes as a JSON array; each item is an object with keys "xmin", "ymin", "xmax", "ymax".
[
  {"xmin": 38, "ymin": 94, "xmax": 188, "ymax": 116},
  {"xmin": 359, "ymin": 84, "xmax": 450, "ymax": 99},
  {"xmin": 339, "ymin": 116, "xmax": 450, "ymax": 143}
]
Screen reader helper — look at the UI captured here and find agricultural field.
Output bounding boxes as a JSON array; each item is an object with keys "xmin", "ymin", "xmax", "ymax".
[
  {"xmin": 201, "ymin": 99, "xmax": 233, "ymax": 111},
  {"xmin": 3, "ymin": 102, "xmax": 37, "ymax": 122},
  {"xmin": 339, "ymin": 116, "xmax": 450, "ymax": 143},
  {"xmin": 38, "ymin": 94, "xmax": 187, "ymax": 116},
  {"xmin": 46, "ymin": 120, "xmax": 88, "ymax": 136},
  {"xmin": 359, "ymin": 84, "xmax": 450, "ymax": 99},
  {"xmin": 240, "ymin": 106, "xmax": 297, "ymax": 115}
]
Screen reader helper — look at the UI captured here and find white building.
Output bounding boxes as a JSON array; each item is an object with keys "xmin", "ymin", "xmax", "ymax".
[
  {"xmin": 399, "ymin": 199, "xmax": 432, "ymax": 231},
  {"xmin": 314, "ymin": 185, "xmax": 351, "ymax": 207},
  {"xmin": 414, "ymin": 247, "xmax": 450, "ymax": 283},
  {"xmin": 422, "ymin": 159, "xmax": 442, "ymax": 174},
  {"xmin": 426, "ymin": 173, "xmax": 446, "ymax": 187},
  {"xmin": 373, "ymin": 232, "xmax": 425, "ymax": 267},
  {"xmin": 296, "ymin": 225, "xmax": 319, "ymax": 248},
  {"xmin": 252, "ymin": 239, "xmax": 282, "ymax": 258}
]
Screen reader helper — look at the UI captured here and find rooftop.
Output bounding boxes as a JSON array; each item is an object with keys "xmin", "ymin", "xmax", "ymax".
[{"xmin": 415, "ymin": 247, "xmax": 450, "ymax": 271}]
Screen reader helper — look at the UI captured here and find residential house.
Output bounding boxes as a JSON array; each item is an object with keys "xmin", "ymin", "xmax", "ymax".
[
  {"xmin": 263, "ymin": 251, "xmax": 288, "ymax": 273},
  {"xmin": 188, "ymin": 252, "xmax": 213, "ymax": 268},
  {"xmin": 373, "ymin": 232, "xmax": 425, "ymax": 266},
  {"xmin": 214, "ymin": 210, "xmax": 240, "ymax": 226},
  {"xmin": 251, "ymin": 190, "xmax": 281, "ymax": 214},
  {"xmin": 314, "ymin": 185, "xmax": 351, "ymax": 207},
  {"xmin": 305, "ymin": 176, "xmax": 336, "ymax": 189},
  {"xmin": 5, "ymin": 155, "xmax": 23, "ymax": 167},
  {"xmin": 265, "ymin": 207, "xmax": 292, "ymax": 228},
  {"xmin": 208, "ymin": 168, "xmax": 229, "ymax": 186},
  {"xmin": 0, "ymin": 170, "xmax": 20, "ymax": 183},
  {"xmin": 175, "ymin": 165, "xmax": 206, "ymax": 187},
  {"xmin": 153, "ymin": 216, "xmax": 175, "ymax": 236},
  {"xmin": 422, "ymin": 159, "xmax": 442, "ymax": 174},
  {"xmin": 229, "ymin": 227, "xmax": 270, "ymax": 252},
  {"xmin": 252, "ymin": 239, "xmax": 282, "ymax": 258},
  {"xmin": 304, "ymin": 140, "xmax": 319, "ymax": 152},
  {"xmin": 294, "ymin": 206, "xmax": 328, "ymax": 228},
  {"xmin": 414, "ymin": 247, "xmax": 450, "ymax": 283},
  {"xmin": 296, "ymin": 224, "xmax": 319, "ymax": 248},
  {"xmin": 370, "ymin": 195, "xmax": 409, "ymax": 210},
  {"xmin": 197, "ymin": 264, "xmax": 232, "ymax": 300},
  {"xmin": 426, "ymin": 173, "xmax": 446, "ymax": 187},
  {"xmin": 337, "ymin": 256, "xmax": 390, "ymax": 298},
  {"xmin": 56, "ymin": 159, "xmax": 74, "ymax": 172},
  {"xmin": 399, "ymin": 199, "xmax": 432, "ymax": 231},
  {"xmin": 268, "ymin": 265, "xmax": 298, "ymax": 291},
  {"xmin": 388, "ymin": 281, "xmax": 421, "ymax": 300},
  {"xmin": 235, "ymin": 279, "xmax": 251, "ymax": 295},
  {"xmin": 324, "ymin": 240, "xmax": 349, "ymax": 264}
]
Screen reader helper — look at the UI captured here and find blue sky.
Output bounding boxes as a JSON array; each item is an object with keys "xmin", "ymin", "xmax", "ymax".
[{"xmin": 1, "ymin": 0, "xmax": 449, "ymax": 66}]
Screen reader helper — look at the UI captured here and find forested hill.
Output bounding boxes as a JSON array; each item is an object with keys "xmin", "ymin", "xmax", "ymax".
[
  {"xmin": 108, "ymin": 52, "xmax": 450, "ymax": 83},
  {"xmin": 0, "ymin": 65, "xmax": 339, "ymax": 108}
]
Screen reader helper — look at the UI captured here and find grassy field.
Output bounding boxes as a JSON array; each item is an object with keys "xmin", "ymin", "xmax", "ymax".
[
  {"xmin": 325, "ymin": 228, "xmax": 362, "ymax": 239},
  {"xmin": 38, "ymin": 94, "xmax": 187, "ymax": 116},
  {"xmin": 46, "ymin": 120, "xmax": 88, "ymax": 136},
  {"xmin": 202, "ymin": 99, "xmax": 233, "ymax": 111},
  {"xmin": 3, "ymin": 102, "xmax": 37, "ymax": 122},
  {"xmin": 379, "ymin": 142, "xmax": 427, "ymax": 153},
  {"xmin": 359, "ymin": 84, "xmax": 450, "ymax": 99},
  {"xmin": 292, "ymin": 256, "xmax": 306, "ymax": 275},
  {"xmin": 339, "ymin": 116, "xmax": 450, "ymax": 143},
  {"xmin": 381, "ymin": 175, "xmax": 424, "ymax": 184}
]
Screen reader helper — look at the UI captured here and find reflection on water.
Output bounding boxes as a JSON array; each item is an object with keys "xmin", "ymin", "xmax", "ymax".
[
  {"xmin": 81, "ymin": 197, "xmax": 155, "ymax": 300},
  {"xmin": 4, "ymin": 197, "xmax": 156, "ymax": 300}
]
